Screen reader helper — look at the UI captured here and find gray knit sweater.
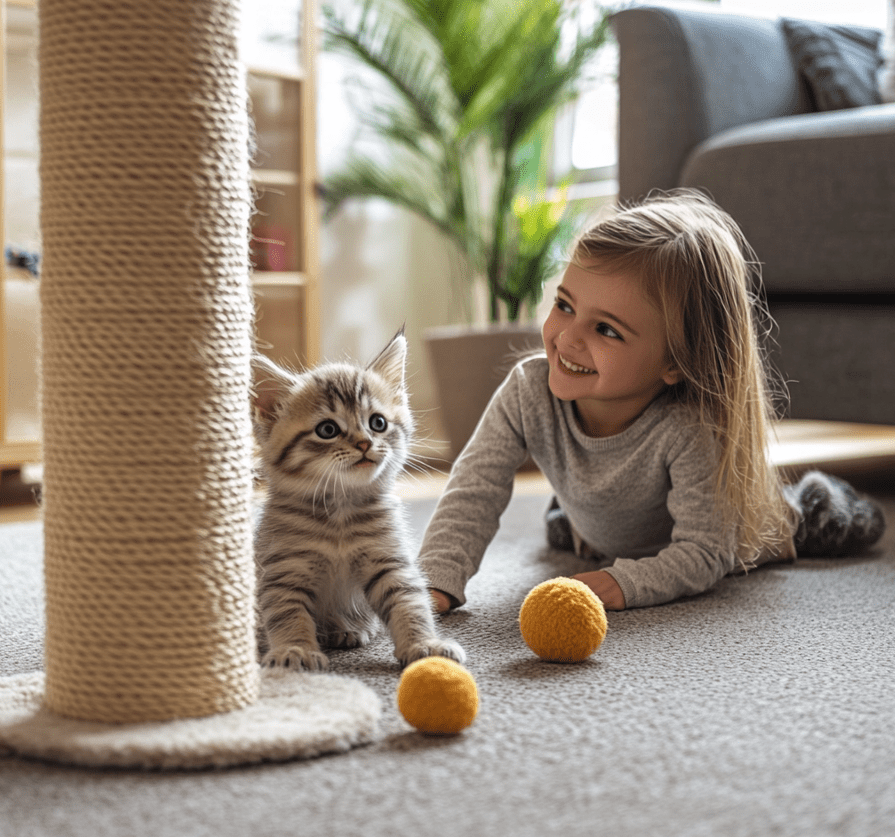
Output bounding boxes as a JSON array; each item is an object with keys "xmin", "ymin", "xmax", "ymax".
[{"xmin": 419, "ymin": 356, "xmax": 738, "ymax": 609}]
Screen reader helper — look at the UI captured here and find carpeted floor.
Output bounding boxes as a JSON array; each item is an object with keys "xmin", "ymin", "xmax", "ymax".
[{"xmin": 1, "ymin": 478, "xmax": 894, "ymax": 837}]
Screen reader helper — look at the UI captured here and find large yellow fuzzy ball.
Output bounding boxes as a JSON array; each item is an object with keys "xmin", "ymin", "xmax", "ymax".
[
  {"xmin": 397, "ymin": 657, "xmax": 479, "ymax": 734},
  {"xmin": 519, "ymin": 577, "xmax": 608, "ymax": 662}
]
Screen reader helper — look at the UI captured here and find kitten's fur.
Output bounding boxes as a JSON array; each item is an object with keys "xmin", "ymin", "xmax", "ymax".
[{"xmin": 252, "ymin": 332, "xmax": 464, "ymax": 671}]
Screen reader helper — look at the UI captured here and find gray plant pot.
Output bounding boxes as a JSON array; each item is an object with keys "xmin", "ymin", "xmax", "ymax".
[{"xmin": 425, "ymin": 322, "xmax": 543, "ymax": 461}]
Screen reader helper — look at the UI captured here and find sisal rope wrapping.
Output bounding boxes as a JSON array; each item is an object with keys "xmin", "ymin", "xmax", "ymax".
[{"xmin": 39, "ymin": 0, "xmax": 260, "ymax": 722}]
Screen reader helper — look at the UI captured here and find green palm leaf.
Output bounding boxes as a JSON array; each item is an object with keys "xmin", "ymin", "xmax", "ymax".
[{"xmin": 322, "ymin": 0, "xmax": 612, "ymax": 321}]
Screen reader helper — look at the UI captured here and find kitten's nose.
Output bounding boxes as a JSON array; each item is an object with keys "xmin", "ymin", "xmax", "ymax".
[{"xmin": 355, "ymin": 439, "xmax": 371, "ymax": 453}]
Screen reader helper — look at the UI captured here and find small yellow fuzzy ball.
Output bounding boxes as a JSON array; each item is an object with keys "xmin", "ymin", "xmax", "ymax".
[
  {"xmin": 397, "ymin": 656, "xmax": 479, "ymax": 734},
  {"xmin": 519, "ymin": 577, "xmax": 608, "ymax": 662}
]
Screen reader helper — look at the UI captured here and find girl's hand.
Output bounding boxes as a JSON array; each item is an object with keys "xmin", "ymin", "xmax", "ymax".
[
  {"xmin": 430, "ymin": 589, "xmax": 452, "ymax": 614},
  {"xmin": 571, "ymin": 570, "xmax": 626, "ymax": 611}
]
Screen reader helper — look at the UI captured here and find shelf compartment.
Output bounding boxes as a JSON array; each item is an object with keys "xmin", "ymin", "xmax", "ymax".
[
  {"xmin": 250, "ymin": 181, "xmax": 302, "ymax": 272},
  {"xmin": 252, "ymin": 169, "xmax": 299, "ymax": 188},
  {"xmin": 247, "ymin": 73, "xmax": 301, "ymax": 172},
  {"xmin": 253, "ymin": 282, "xmax": 309, "ymax": 368},
  {"xmin": 252, "ymin": 270, "xmax": 307, "ymax": 287}
]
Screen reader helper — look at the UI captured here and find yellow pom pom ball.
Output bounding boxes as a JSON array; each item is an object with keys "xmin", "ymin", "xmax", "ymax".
[
  {"xmin": 397, "ymin": 656, "xmax": 479, "ymax": 734},
  {"xmin": 519, "ymin": 577, "xmax": 608, "ymax": 662}
]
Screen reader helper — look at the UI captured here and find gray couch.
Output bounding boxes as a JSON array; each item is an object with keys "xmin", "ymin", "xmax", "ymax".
[{"xmin": 612, "ymin": 5, "xmax": 895, "ymax": 424}]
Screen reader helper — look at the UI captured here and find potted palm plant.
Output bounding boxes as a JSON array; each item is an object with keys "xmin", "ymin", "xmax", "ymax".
[{"xmin": 321, "ymin": 0, "xmax": 611, "ymax": 457}]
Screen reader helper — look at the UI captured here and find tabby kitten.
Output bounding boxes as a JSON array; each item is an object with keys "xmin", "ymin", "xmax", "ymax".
[{"xmin": 252, "ymin": 332, "xmax": 464, "ymax": 671}]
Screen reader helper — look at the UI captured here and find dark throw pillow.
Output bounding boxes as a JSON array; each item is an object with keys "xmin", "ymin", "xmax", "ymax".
[{"xmin": 782, "ymin": 18, "xmax": 884, "ymax": 111}]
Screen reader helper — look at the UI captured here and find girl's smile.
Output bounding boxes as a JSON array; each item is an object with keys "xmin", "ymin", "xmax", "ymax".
[
  {"xmin": 542, "ymin": 260, "xmax": 682, "ymax": 437},
  {"xmin": 558, "ymin": 354, "xmax": 596, "ymax": 375}
]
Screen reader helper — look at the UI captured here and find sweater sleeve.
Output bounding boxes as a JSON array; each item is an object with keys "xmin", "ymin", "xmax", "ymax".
[
  {"xmin": 418, "ymin": 367, "xmax": 531, "ymax": 607},
  {"xmin": 602, "ymin": 423, "xmax": 738, "ymax": 608}
]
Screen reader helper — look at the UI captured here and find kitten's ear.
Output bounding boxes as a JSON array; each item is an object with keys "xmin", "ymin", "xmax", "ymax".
[
  {"xmin": 368, "ymin": 329, "xmax": 407, "ymax": 392},
  {"xmin": 251, "ymin": 353, "xmax": 295, "ymax": 423}
]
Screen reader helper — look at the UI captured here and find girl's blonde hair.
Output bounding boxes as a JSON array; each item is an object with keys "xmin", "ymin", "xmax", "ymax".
[{"xmin": 574, "ymin": 189, "xmax": 791, "ymax": 567}]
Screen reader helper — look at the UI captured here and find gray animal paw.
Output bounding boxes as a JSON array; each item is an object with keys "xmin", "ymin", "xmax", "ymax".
[
  {"xmin": 397, "ymin": 638, "xmax": 466, "ymax": 667},
  {"xmin": 326, "ymin": 629, "xmax": 374, "ymax": 649},
  {"xmin": 262, "ymin": 645, "xmax": 330, "ymax": 672}
]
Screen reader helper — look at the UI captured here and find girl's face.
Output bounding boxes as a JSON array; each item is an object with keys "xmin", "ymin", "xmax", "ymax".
[{"xmin": 542, "ymin": 260, "xmax": 681, "ymax": 437}]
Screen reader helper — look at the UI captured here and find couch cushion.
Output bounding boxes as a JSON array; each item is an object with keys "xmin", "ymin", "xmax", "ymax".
[
  {"xmin": 882, "ymin": 0, "xmax": 895, "ymax": 103},
  {"xmin": 680, "ymin": 104, "xmax": 895, "ymax": 293},
  {"xmin": 612, "ymin": 6, "xmax": 807, "ymax": 201},
  {"xmin": 782, "ymin": 18, "xmax": 883, "ymax": 111}
]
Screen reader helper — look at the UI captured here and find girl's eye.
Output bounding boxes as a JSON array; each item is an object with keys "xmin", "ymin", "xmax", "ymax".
[
  {"xmin": 555, "ymin": 297, "xmax": 573, "ymax": 314},
  {"xmin": 369, "ymin": 413, "xmax": 388, "ymax": 433},
  {"xmin": 315, "ymin": 420, "xmax": 341, "ymax": 440},
  {"xmin": 597, "ymin": 323, "xmax": 622, "ymax": 340}
]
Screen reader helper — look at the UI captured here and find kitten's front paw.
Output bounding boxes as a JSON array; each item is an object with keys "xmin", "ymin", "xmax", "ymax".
[
  {"xmin": 262, "ymin": 645, "xmax": 330, "ymax": 672},
  {"xmin": 397, "ymin": 638, "xmax": 466, "ymax": 667},
  {"xmin": 326, "ymin": 629, "xmax": 374, "ymax": 649}
]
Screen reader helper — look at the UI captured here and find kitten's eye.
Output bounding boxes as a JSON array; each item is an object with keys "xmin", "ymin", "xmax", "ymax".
[
  {"xmin": 315, "ymin": 420, "xmax": 341, "ymax": 440},
  {"xmin": 369, "ymin": 413, "xmax": 388, "ymax": 433}
]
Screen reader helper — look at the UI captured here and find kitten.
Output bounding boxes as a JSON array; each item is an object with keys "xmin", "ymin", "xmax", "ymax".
[{"xmin": 251, "ymin": 331, "xmax": 465, "ymax": 671}]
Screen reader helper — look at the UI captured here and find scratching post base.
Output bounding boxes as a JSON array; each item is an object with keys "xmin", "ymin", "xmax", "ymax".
[{"xmin": 0, "ymin": 670, "xmax": 381, "ymax": 770}]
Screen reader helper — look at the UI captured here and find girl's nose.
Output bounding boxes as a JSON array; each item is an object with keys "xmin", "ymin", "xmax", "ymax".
[{"xmin": 559, "ymin": 324, "xmax": 585, "ymax": 349}]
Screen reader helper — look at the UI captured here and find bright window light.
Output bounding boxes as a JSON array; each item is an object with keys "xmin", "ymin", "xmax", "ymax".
[
  {"xmin": 569, "ymin": 43, "xmax": 618, "ymax": 173},
  {"xmin": 719, "ymin": 0, "xmax": 888, "ymax": 28}
]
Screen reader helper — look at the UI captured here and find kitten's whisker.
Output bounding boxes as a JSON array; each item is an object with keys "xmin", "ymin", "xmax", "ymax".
[
  {"xmin": 310, "ymin": 467, "xmax": 323, "ymax": 514},
  {"xmin": 409, "ymin": 405, "xmax": 445, "ymax": 417},
  {"xmin": 406, "ymin": 451, "xmax": 451, "ymax": 473},
  {"xmin": 408, "ymin": 434, "xmax": 451, "ymax": 459},
  {"xmin": 395, "ymin": 471, "xmax": 427, "ymax": 493},
  {"xmin": 411, "ymin": 436, "xmax": 450, "ymax": 451},
  {"xmin": 333, "ymin": 458, "xmax": 347, "ymax": 501},
  {"xmin": 402, "ymin": 463, "xmax": 440, "ymax": 483},
  {"xmin": 314, "ymin": 460, "xmax": 337, "ymax": 516},
  {"xmin": 324, "ymin": 460, "xmax": 342, "ymax": 514},
  {"xmin": 403, "ymin": 453, "xmax": 439, "ymax": 473}
]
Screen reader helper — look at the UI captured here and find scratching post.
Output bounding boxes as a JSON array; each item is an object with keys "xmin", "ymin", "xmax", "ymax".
[
  {"xmin": 39, "ymin": 0, "xmax": 258, "ymax": 725},
  {"xmin": 0, "ymin": 0, "xmax": 381, "ymax": 768}
]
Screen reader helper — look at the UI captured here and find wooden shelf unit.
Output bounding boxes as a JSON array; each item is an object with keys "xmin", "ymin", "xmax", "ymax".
[
  {"xmin": 246, "ymin": 0, "xmax": 321, "ymax": 371},
  {"xmin": 0, "ymin": 0, "xmax": 321, "ymax": 470},
  {"xmin": 0, "ymin": 0, "xmax": 39, "ymax": 470}
]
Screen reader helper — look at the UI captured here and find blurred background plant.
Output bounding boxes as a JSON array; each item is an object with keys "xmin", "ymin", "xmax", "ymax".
[{"xmin": 321, "ymin": 0, "xmax": 612, "ymax": 322}]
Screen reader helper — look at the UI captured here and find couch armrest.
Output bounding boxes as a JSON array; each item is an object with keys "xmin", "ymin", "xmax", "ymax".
[
  {"xmin": 612, "ymin": 5, "xmax": 810, "ymax": 201},
  {"xmin": 682, "ymin": 104, "xmax": 895, "ymax": 292}
]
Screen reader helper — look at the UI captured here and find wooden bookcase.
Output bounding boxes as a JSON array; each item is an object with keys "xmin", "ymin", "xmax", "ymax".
[
  {"xmin": 0, "ymin": 0, "xmax": 320, "ymax": 471},
  {"xmin": 244, "ymin": 0, "xmax": 321, "ymax": 372},
  {"xmin": 0, "ymin": 0, "xmax": 39, "ymax": 471}
]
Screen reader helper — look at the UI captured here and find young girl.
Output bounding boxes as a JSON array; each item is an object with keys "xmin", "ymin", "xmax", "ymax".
[{"xmin": 421, "ymin": 190, "xmax": 885, "ymax": 612}]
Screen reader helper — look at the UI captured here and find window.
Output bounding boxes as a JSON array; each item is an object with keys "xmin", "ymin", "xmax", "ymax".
[
  {"xmin": 553, "ymin": 35, "xmax": 618, "ymax": 196},
  {"xmin": 553, "ymin": 2, "xmax": 619, "ymax": 198}
]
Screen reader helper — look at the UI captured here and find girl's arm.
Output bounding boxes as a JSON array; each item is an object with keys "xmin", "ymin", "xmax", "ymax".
[
  {"xmin": 571, "ymin": 571, "xmax": 626, "ymax": 610},
  {"xmin": 430, "ymin": 589, "xmax": 453, "ymax": 614},
  {"xmin": 419, "ymin": 369, "xmax": 531, "ymax": 609},
  {"xmin": 600, "ymin": 424, "xmax": 738, "ymax": 609}
]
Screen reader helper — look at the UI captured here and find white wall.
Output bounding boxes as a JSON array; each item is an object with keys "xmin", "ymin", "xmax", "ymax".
[
  {"xmin": 319, "ymin": 200, "xmax": 468, "ymax": 445},
  {"xmin": 317, "ymin": 53, "xmax": 471, "ymax": 450}
]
